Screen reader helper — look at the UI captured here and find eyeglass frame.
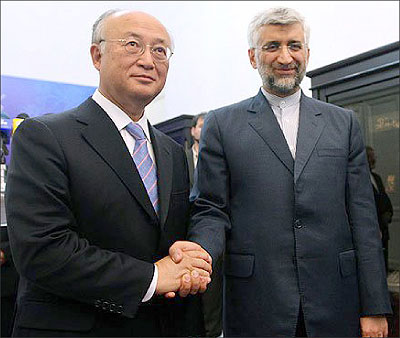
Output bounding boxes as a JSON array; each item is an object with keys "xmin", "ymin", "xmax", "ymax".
[
  {"xmin": 99, "ymin": 38, "xmax": 174, "ymax": 62},
  {"xmin": 254, "ymin": 41, "xmax": 307, "ymax": 55}
]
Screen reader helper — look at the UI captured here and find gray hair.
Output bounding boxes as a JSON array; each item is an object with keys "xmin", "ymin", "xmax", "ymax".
[
  {"xmin": 91, "ymin": 9, "xmax": 175, "ymax": 54},
  {"xmin": 247, "ymin": 7, "xmax": 310, "ymax": 48},
  {"xmin": 92, "ymin": 9, "xmax": 122, "ymax": 44}
]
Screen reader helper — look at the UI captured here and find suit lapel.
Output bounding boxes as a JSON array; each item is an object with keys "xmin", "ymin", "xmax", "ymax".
[
  {"xmin": 150, "ymin": 125, "xmax": 172, "ymax": 229},
  {"xmin": 248, "ymin": 90, "xmax": 294, "ymax": 175},
  {"xmin": 77, "ymin": 99, "xmax": 158, "ymax": 222},
  {"xmin": 294, "ymin": 94, "xmax": 326, "ymax": 183}
]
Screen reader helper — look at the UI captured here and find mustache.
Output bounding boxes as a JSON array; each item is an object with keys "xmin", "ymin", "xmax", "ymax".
[{"xmin": 274, "ymin": 63, "xmax": 298, "ymax": 71}]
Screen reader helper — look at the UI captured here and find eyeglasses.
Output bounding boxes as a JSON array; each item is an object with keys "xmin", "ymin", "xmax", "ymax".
[
  {"xmin": 256, "ymin": 42, "xmax": 305, "ymax": 55},
  {"xmin": 99, "ymin": 38, "xmax": 173, "ymax": 62}
]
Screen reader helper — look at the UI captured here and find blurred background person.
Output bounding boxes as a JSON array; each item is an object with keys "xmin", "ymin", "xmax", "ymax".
[
  {"xmin": 186, "ymin": 112, "xmax": 206, "ymax": 189},
  {"xmin": 366, "ymin": 146, "xmax": 393, "ymax": 273},
  {"xmin": 0, "ymin": 113, "xmax": 29, "ymax": 336},
  {"xmin": 1, "ymin": 226, "xmax": 19, "ymax": 337}
]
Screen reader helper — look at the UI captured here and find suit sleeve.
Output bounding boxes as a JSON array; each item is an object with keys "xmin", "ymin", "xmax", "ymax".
[
  {"xmin": 345, "ymin": 111, "xmax": 392, "ymax": 316},
  {"xmin": 188, "ymin": 112, "xmax": 230, "ymax": 263},
  {"xmin": 5, "ymin": 118, "xmax": 154, "ymax": 318}
]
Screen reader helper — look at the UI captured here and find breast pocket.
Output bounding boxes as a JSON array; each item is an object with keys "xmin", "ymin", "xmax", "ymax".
[{"xmin": 317, "ymin": 148, "xmax": 347, "ymax": 157}]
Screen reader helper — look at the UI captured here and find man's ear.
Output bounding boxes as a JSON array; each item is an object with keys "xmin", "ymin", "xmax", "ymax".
[
  {"xmin": 248, "ymin": 49, "xmax": 258, "ymax": 69},
  {"xmin": 90, "ymin": 44, "xmax": 102, "ymax": 71}
]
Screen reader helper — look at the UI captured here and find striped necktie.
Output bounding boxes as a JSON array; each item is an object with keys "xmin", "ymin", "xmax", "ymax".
[{"xmin": 125, "ymin": 122, "xmax": 159, "ymax": 215}]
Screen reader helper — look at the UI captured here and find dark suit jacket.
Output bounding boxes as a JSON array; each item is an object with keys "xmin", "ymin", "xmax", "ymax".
[
  {"xmin": 189, "ymin": 90, "xmax": 392, "ymax": 337},
  {"xmin": 5, "ymin": 98, "xmax": 204, "ymax": 337}
]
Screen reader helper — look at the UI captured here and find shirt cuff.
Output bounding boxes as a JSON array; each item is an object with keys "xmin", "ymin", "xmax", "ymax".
[{"xmin": 142, "ymin": 264, "xmax": 158, "ymax": 302}]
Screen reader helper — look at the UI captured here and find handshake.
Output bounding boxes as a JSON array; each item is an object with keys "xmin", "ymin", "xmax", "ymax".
[{"xmin": 155, "ymin": 241, "xmax": 212, "ymax": 298}]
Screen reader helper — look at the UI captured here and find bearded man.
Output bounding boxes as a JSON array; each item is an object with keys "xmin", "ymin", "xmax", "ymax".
[{"xmin": 170, "ymin": 6, "xmax": 392, "ymax": 337}]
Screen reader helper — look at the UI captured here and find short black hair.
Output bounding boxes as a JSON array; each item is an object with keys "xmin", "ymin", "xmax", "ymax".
[
  {"xmin": 16, "ymin": 113, "xmax": 30, "ymax": 119},
  {"xmin": 192, "ymin": 112, "xmax": 207, "ymax": 128}
]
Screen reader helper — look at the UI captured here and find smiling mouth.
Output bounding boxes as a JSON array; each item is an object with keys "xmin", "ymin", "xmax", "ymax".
[
  {"xmin": 275, "ymin": 68, "xmax": 296, "ymax": 75},
  {"xmin": 133, "ymin": 75, "xmax": 156, "ymax": 81}
]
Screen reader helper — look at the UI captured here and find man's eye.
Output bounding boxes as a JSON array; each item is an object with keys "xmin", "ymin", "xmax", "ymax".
[
  {"xmin": 153, "ymin": 46, "xmax": 167, "ymax": 55},
  {"xmin": 127, "ymin": 41, "xmax": 139, "ymax": 47},
  {"xmin": 289, "ymin": 43, "xmax": 302, "ymax": 51},
  {"xmin": 263, "ymin": 43, "xmax": 280, "ymax": 52}
]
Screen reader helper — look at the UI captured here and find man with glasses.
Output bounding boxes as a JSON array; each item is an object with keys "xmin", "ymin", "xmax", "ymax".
[
  {"xmin": 6, "ymin": 9, "xmax": 210, "ymax": 337},
  {"xmin": 171, "ymin": 6, "xmax": 392, "ymax": 337}
]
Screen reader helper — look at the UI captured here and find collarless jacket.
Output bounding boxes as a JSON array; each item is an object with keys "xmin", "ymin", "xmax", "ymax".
[{"xmin": 189, "ymin": 90, "xmax": 392, "ymax": 337}]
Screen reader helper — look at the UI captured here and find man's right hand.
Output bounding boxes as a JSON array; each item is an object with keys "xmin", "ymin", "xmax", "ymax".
[
  {"xmin": 166, "ymin": 241, "xmax": 213, "ymax": 298},
  {"xmin": 155, "ymin": 250, "xmax": 212, "ymax": 296},
  {"xmin": 0, "ymin": 249, "xmax": 5, "ymax": 266},
  {"xmin": 169, "ymin": 241, "xmax": 212, "ymax": 266}
]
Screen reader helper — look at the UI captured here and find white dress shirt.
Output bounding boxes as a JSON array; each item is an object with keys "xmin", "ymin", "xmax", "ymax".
[
  {"xmin": 192, "ymin": 146, "xmax": 199, "ymax": 169},
  {"xmin": 370, "ymin": 172, "xmax": 379, "ymax": 191},
  {"xmin": 261, "ymin": 88, "xmax": 301, "ymax": 159},
  {"xmin": 92, "ymin": 89, "xmax": 158, "ymax": 302}
]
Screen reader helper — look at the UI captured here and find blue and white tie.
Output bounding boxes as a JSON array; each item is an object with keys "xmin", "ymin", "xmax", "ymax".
[{"xmin": 126, "ymin": 122, "xmax": 159, "ymax": 215}]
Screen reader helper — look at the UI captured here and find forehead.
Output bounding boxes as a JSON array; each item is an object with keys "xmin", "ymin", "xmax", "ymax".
[
  {"xmin": 196, "ymin": 117, "xmax": 204, "ymax": 125},
  {"xmin": 257, "ymin": 23, "xmax": 305, "ymax": 42},
  {"xmin": 104, "ymin": 12, "xmax": 171, "ymax": 44}
]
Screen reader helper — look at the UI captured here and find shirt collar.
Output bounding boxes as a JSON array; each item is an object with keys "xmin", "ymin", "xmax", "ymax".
[
  {"xmin": 92, "ymin": 89, "xmax": 152, "ymax": 143},
  {"xmin": 261, "ymin": 87, "xmax": 301, "ymax": 109}
]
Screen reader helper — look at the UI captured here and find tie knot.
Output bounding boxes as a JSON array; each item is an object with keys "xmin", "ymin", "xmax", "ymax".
[{"xmin": 126, "ymin": 122, "xmax": 146, "ymax": 141}]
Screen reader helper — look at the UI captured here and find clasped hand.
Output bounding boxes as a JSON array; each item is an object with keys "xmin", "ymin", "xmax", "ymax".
[{"xmin": 155, "ymin": 241, "xmax": 212, "ymax": 298}]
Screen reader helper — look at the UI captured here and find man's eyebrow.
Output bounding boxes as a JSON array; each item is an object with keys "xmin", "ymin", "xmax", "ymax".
[
  {"xmin": 124, "ymin": 32, "xmax": 168, "ymax": 45},
  {"xmin": 262, "ymin": 39, "xmax": 302, "ymax": 45}
]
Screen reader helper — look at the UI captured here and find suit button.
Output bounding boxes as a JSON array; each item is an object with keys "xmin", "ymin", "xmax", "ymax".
[
  {"xmin": 294, "ymin": 219, "xmax": 303, "ymax": 229},
  {"xmin": 102, "ymin": 301, "xmax": 110, "ymax": 311},
  {"xmin": 117, "ymin": 305, "xmax": 123, "ymax": 314}
]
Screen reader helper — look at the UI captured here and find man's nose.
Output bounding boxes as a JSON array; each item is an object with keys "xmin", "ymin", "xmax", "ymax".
[
  {"xmin": 276, "ymin": 45, "xmax": 294, "ymax": 64},
  {"xmin": 136, "ymin": 46, "xmax": 155, "ymax": 68}
]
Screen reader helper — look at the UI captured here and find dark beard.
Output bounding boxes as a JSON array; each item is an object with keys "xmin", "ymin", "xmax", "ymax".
[
  {"xmin": 260, "ymin": 62, "xmax": 306, "ymax": 96},
  {"xmin": 265, "ymin": 66, "xmax": 303, "ymax": 96},
  {"xmin": 266, "ymin": 75, "xmax": 300, "ymax": 95}
]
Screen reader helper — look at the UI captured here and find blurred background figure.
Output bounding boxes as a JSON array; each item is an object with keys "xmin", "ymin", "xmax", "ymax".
[
  {"xmin": 185, "ymin": 112, "xmax": 206, "ymax": 189},
  {"xmin": 1, "ymin": 226, "xmax": 19, "ymax": 337},
  {"xmin": 366, "ymin": 146, "xmax": 393, "ymax": 274},
  {"xmin": 0, "ymin": 113, "xmax": 28, "ymax": 337},
  {"xmin": 12, "ymin": 113, "xmax": 30, "ymax": 135},
  {"xmin": 1, "ymin": 129, "xmax": 10, "ymax": 192}
]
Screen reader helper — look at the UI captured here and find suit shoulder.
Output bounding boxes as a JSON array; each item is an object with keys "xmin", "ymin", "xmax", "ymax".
[
  {"xmin": 304, "ymin": 96, "xmax": 352, "ymax": 115},
  {"xmin": 210, "ymin": 96, "xmax": 254, "ymax": 118},
  {"xmin": 26, "ymin": 100, "xmax": 90, "ymax": 127},
  {"xmin": 204, "ymin": 97, "xmax": 255, "ymax": 130},
  {"xmin": 20, "ymin": 99, "xmax": 96, "ymax": 133}
]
